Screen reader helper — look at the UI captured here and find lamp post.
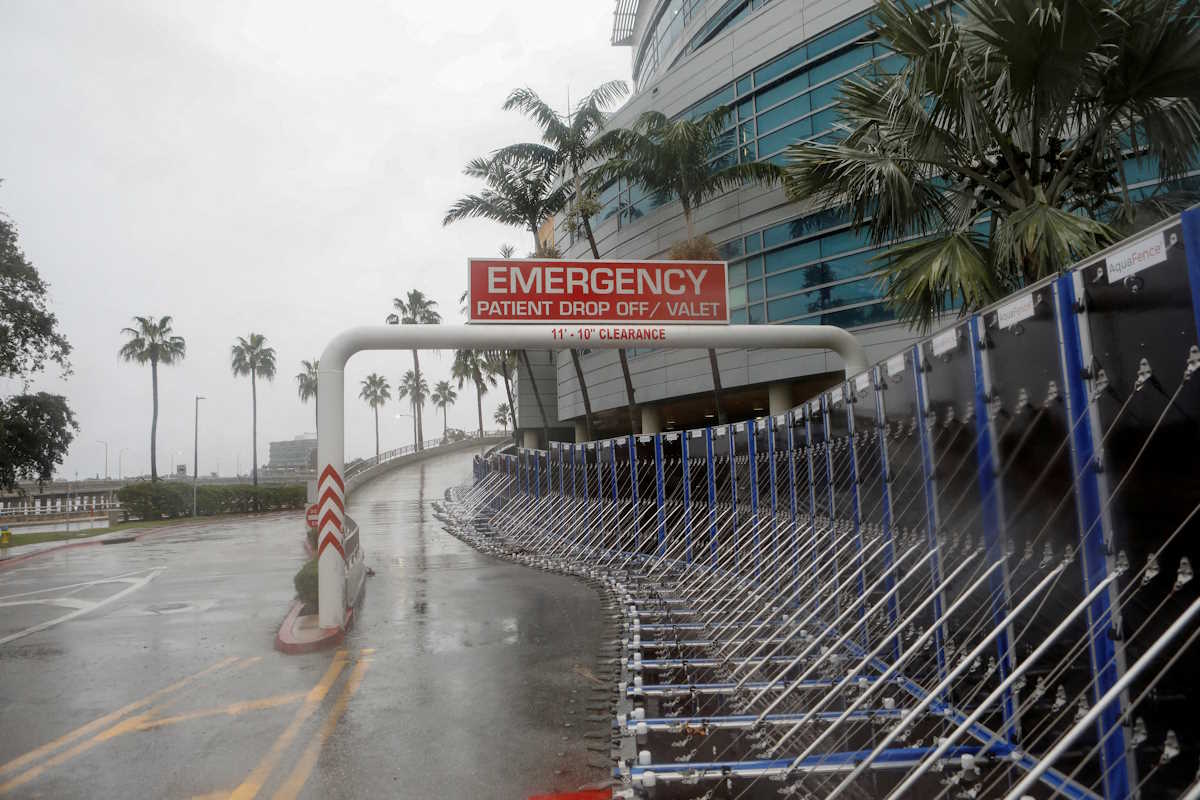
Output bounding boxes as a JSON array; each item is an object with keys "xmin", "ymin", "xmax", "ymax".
[
  {"xmin": 97, "ymin": 440, "xmax": 109, "ymax": 479},
  {"xmin": 118, "ymin": 448, "xmax": 129, "ymax": 480},
  {"xmin": 193, "ymin": 396, "xmax": 205, "ymax": 516}
]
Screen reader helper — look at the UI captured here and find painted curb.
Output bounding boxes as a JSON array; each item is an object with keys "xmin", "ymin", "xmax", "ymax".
[{"xmin": 274, "ymin": 598, "xmax": 354, "ymax": 655}]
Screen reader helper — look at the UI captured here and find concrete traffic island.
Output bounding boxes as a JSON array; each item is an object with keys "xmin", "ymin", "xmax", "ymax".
[{"xmin": 274, "ymin": 597, "xmax": 353, "ymax": 654}]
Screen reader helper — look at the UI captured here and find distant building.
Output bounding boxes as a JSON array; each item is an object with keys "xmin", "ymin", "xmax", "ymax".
[{"xmin": 268, "ymin": 434, "xmax": 316, "ymax": 470}]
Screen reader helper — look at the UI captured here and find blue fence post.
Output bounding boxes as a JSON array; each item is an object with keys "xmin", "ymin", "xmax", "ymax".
[
  {"xmin": 728, "ymin": 423, "xmax": 739, "ymax": 572},
  {"xmin": 705, "ymin": 427, "xmax": 718, "ymax": 568},
  {"xmin": 786, "ymin": 410, "xmax": 799, "ymax": 578},
  {"xmin": 820, "ymin": 395, "xmax": 839, "ymax": 615},
  {"xmin": 747, "ymin": 419, "xmax": 760, "ymax": 581},
  {"xmin": 913, "ymin": 344, "xmax": 948, "ymax": 682},
  {"xmin": 628, "ymin": 435, "xmax": 640, "ymax": 555},
  {"xmin": 804, "ymin": 404, "xmax": 819, "ymax": 612},
  {"xmin": 580, "ymin": 443, "xmax": 589, "ymax": 548},
  {"xmin": 653, "ymin": 433, "xmax": 666, "ymax": 558},
  {"xmin": 872, "ymin": 366, "xmax": 902, "ymax": 662},
  {"xmin": 681, "ymin": 432, "xmax": 693, "ymax": 564},
  {"xmin": 1054, "ymin": 274, "xmax": 1133, "ymax": 800},
  {"xmin": 843, "ymin": 382, "xmax": 867, "ymax": 646},
  {"xmin": 968, "ymin": 314, "xmax": 1019, "ymax": 745},
  {"xmin": 767, "ymin": 415, "xmax": 780, "ymax": 595},
  {"xmin": 609, "ymin": 440, "xmax": 619, "ymax": 552}
]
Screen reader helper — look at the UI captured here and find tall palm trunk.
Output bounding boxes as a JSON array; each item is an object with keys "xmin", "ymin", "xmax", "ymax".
[
  {"xmin": 618, "ymin": 349, "xmax": 639, "ymax": 433},
  {"xmin": 150, "ymin": 357, "xmax": 159, "ymax": 481},
  {"xmin": 707, "ymin": 349, "xmax": 727, "ymax": 425},
  {"xmin": 374, "ymin": 406, "xmax": 380, "ymax": 459},
  {"xmin": 499, "ymin": 355, "xmax": 518, "ymax": 435},
  {"xmin": 519, "ymin": 350, "xmax": 550, "ymax": 448},
  {"xmin": 251, "ymin": 369, "xmax": 258, "ymax": 486},
  {"xmin": 442, "ymin": 406, "xmax": 448, "ymax": 437},
  {"xmin": 411, "ymin": 349, "xmax": 424, "ymax": 450},
  {"xmin": 474, "ymin": 380, "xmax": 484, "ymax": 437},
  {"xmin": 570, "ymin": 350, "xmax": 594, "ymax": 441}
]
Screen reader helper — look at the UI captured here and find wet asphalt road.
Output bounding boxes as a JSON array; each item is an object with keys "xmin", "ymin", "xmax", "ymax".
[{"xmin": 0, "ymin": 447, "xmax": 606, "ymax": 799}]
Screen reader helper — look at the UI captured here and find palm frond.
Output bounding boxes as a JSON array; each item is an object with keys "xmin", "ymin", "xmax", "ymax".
[{"xmin": 877, "ymin": 231, "xmax": 998, "ymax": 333}]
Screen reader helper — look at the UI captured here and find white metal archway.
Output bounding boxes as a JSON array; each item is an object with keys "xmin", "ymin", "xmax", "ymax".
[{"xmin": 314, "ymin": 323, "xmax": 868, "ymax": 628}]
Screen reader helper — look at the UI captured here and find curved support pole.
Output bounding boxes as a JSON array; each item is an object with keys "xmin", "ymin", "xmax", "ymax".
[{"xmin": 315, "ymin": 323, "xmax": 868, "ymax": 629}]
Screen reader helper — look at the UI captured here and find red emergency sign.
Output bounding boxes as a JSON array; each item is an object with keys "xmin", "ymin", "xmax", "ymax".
[{"xmin": 467, "ymin": 258, "xmax": 729, "ymax": 324}]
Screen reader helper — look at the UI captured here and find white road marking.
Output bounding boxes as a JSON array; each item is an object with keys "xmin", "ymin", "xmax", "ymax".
[
  {"xmin": 0, "ymin": 568, "xmax": 163, "ymax": 646},
  {"xmin": 0, "ymin": 569, "xmax": 152, "ymax": 602}
]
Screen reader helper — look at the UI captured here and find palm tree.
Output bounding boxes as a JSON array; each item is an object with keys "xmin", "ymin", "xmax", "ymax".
[
  {"xmin": 118, "ymin": 316, "xmax": 186, "ymax": 481},
  {"xmin": 296, "ymin": 359, "xmax": 319, "ymax": 431},
  {"xmin": 595, "ymin": 105, "xmax": 785, "ymax": 243},
  {"xmin": 597, "ymin": 108, "xmax": 784, "ymax": 428},
  {"xmin": 494, "ymin": 80, "xmax": 628, "ymax": 259},
  {"xmin": 395, "ymin": 369, "xmax": 429, "ymax": 447},
  {"xmin": 451, "ymin": 349, "xmax": 495, "ymax": 438},
  {"xmin": 230, "ymin": 333, "xmax": 276, "ymax": 486},
  {"xmin": 483, "ymin": 349, "xmax": 518, "ymax": 432},
  {"xmin": 494, "ymin": 403, "xmax": 511, "ymax": 433},
  {"xmin": 430, "ymin": 380, "xmax": 458, "ymax": 437},
  {"xmin": 443, "ymin": 154, "xmax": 569, "ymax": 254},
  {"xmin": 494, "ymin": 85, "xmax": 630, "ymax": 439},
  {"xmin": 783, "ymin": 0, "xmax": 1200, "ymax": 331},
  {"xmin": 359, "ymin": 373, "xmax": 391, "ymax": 459},
  {"xmin": 392, "ymin": 290, "xmax": 441, "ymax": 451}
]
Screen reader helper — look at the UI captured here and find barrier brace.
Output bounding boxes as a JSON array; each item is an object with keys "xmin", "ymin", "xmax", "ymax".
[{"xmin": 443, "ymin": 210, "xmax": 1200, "ymax": 800}]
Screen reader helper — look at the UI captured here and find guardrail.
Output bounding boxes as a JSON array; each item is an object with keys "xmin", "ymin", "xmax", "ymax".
[
  {"xmin": 449, "ymin": 210, "xmax": 1200, "ymax": 800},
  {"xmin": 344, "ymin": 430, "xmax": 509, "ymax": 483}
]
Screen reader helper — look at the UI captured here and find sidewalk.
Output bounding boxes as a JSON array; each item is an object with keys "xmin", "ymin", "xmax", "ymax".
[{"xmin": 0, "ymin": 528, "xmax": 138, "ymax": 565}]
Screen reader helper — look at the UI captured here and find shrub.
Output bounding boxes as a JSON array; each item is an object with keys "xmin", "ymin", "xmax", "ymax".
[
  {"xmin": 117, "ymin": 482, "xmax": 307, "ymax": 519},
  {"xmin": 293, "ymin": 557, "xmax": 319, "ymax": 612},
  {"xmin": 667, "ymin": 235, "xmax": 719, "ymax": 261}
]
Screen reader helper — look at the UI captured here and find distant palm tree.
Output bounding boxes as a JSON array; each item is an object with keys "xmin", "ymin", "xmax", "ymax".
[
  {"xmin": 430, "ymin": 380, "xmax": 457, "ymax": 438},
  {"xmin": 483, "ymin": 350, "xmax": 518, "ymax": 432},
  {"xmin": 230, "ymin": 333, "xmax": 276, "ymax": 486},
  {"xmin": 296, "ymin": 359, "xmax": 319, "ymax": 431},
  {"xmin": 451, "ymin": 349, "xmax": 495, "ymax": 438},
  {"xmin": 494, "ymin": 403, "xmax": 511, "ymax": 433},
  {"xmin": 395, "ymin": 369, "xmax": 429, "ymax": 446},
  {"xmin": 359, "ymin": 373, "xmax": 391, "ymax": 459},
  {"xmin": 118, "ymin": 315, "xmax": 186, "ymax": 481},
  {"xmin": 392, "ymin": 290, "xmax": 441, "ymax": 451}
]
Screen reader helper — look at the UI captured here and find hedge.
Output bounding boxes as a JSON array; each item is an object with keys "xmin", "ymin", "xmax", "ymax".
[
  {"xmin": 117, "ymin": 482, "xmax": 306, "ymax": 520},
  {"xmin": 294, "ymin": 557, "xmax": 319, "ymax": 611}
]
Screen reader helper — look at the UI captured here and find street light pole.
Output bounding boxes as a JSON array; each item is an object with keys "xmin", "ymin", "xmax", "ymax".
[
  {"xmin": 118, "ymin": 448, "xmax": 128, "ymax": 480},
  {"xmin": 97, "ymin": 440, "xmax": 109, "ymax": 479},
  {"xmin": 193, "ymin": 396, "xmax": 205, "ymax": 516}
]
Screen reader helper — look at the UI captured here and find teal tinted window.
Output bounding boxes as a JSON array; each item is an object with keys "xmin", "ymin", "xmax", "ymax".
[
  {"xmin": 808, "ymin": 45, "xmax": 872, "ymax": 86},
  {"xmin": 820, "ymin": 226, "xmax": 871, "ymax": 256},
  {"xmin": 729, "ymin": 285, "xmax": 748, "ymax": 306},
  {"xmin": 748, "ymin": 303, "xmax": 765, "ymax": 323},
  {"xmin": 765, "ymin": 151, "xmax": 790, "ymax": 166},
  {"xmin": 810, "ymin": 79, "xmax": 844, "ymax": 109},
  {"xmin": 821, "ymin": 301, "xmax": 895, "ymax": 328},
  {"xmin": 718, "ymin": 237, "xmax": 745, "ymax": 259},
  {"xmin": 877, "ymin": 52, "xmax": 904, "ymax": 75},
  {"xmin": 739, "ymin": 143, "xmax": 757, "ymax": 162},
  {"xmin": 756, "ymin": 94, "xmax": 811, "ymax": 134},
  {"xmin": 758, "ymin": 117, "xmax": 812, "ymax": 156},
  {"xmin": 753, "ymin": 45, "xmax": 807, "ymax": 86},
  {"xmin": 823, "ymin": 249, "xmax": 881, "ymax": 282},
  {"xmin": 731, "ymin": 308, "xmax": 748, "ymax": 324},
  {"xmin": 736, "ymin": 75, "xmax": 753, "ymax": 96},
  {"xmin": 744, "ymin": 231, "xmax": 762, "ymax": 253},
  {"xmin": 764, "ymin": 238, "xmax": 819, "ymax": 272},
  {"xmin": 737, "ymin": 99, "xmax": 754, "ymax": 120},
  {"xmin": 755, "ymin": 72, "xmax": 808, "ymax": 111},
  {"xmin": 747, "ymin": 279, "xmax": 764, "ymax": 302},
  {"xmin": 729, "ymin": 262, "xmax": 747, "ymax": 285},
  {"xmin": 745, "ymin": 254, "xmax": 763, "ymax": 278},
  {"xmin": 687, "ymin": 84, "xmax": 736, "ymax": 120},
  {"xmin": 763, "ymin": 220, "xmax": 794, "ymax": 248},
  {"xmin": 710, "ymin": 150, "xmax": 737, "ymax": 171},
  {"xmin": 808, "ymin": 16, "xmax": 871, "ymax": 58},
  {"xmin": 811, "ymin": 107, "xmax": 840, "ymax": 135}
]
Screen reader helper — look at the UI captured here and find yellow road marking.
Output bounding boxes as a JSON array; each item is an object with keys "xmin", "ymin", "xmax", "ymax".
[
  {"xmin": 271, "ymin": 655, "xmax": 372, "ymax": 800},
  {"xmin": 189, "ymin": 793, "xmax": 230, "ymax": 800},
  {"xmin": 0, "ymin": 656, "xmax": 240, "ymax": 779},
  {"xmin": 228, "ymin": 651, "xmax": 349, "ymax": 800},
  {"xmin": 135, "ymin": 691, "xmax": 307, "ymax": 731}
]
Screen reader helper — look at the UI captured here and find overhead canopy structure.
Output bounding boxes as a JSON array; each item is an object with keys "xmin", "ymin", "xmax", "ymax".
[{"xmin": 314, "ymin": 322, "xmax": 868, "ymax": 628}]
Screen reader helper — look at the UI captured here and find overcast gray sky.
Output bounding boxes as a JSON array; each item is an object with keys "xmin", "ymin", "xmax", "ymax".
[{"xmin": 1, "ymin": 1, "xmax": 630, "ymax": 479}]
